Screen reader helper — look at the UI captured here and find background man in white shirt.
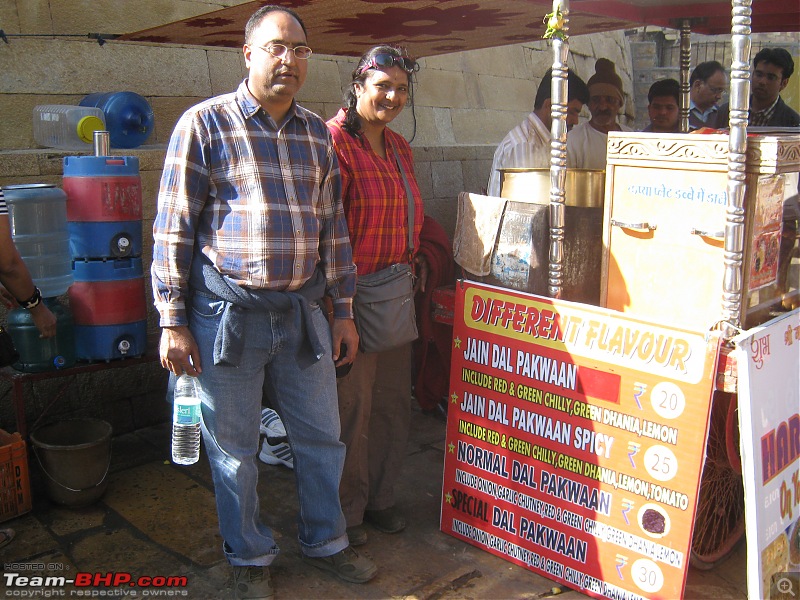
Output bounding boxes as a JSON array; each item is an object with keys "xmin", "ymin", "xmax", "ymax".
[{"xmin": 487, "ymin": 69, "xmax": 589, "ymax": 196}]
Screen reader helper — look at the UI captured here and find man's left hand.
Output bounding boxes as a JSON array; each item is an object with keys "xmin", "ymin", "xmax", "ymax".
[{"xmin": 331, "ymin": 318, "xmax": 358, "ymax": 366}]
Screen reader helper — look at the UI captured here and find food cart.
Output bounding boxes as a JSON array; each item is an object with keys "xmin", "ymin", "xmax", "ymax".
[{"xmin": 442, "ymin": 1, "xmax": 799, "ymax": 598}]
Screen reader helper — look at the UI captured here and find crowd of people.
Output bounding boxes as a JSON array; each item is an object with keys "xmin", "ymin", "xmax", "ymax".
[
  {"xmin": 490, "ymin": 47, "xmax": 799, "ymax": 181},
  {"xmin": 0, "ymin": 0, "xmax": 793, "ymax": 596},
  {"xmin": 146, "ymin": 4, "xmax": 797, "ymax": 598}
]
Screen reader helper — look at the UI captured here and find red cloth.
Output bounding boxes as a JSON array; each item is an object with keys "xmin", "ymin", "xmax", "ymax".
[
  {"xmin": 327, "ymin": 109, "xmax": 424, "ymax": 276},
  {"xmin": 414, "ymin": 217, "xmax": 456, "ymax": 411}
]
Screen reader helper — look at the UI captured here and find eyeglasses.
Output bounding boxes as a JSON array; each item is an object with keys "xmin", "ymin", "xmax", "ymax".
[
  {"xmin": 254, "ymin": 43, "xmax": 312, "ymax": 60},
  {"xmin": 704, "ymin": 82, "xmax": 726, "ymax": 95},
  {"xmin": 358, "ymin": 53, "xmax": 419, "ymax": 75}
]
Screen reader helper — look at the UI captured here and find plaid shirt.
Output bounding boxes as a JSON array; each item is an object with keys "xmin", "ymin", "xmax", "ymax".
[
  {"xmin": 152, "ymin": 81, "xmax": 356, "ymax": 326},
  {"xmin": 0, "ymin": 188, "xmax": 6, "ymax": 216},
  {"xmin": 327, "ymin": 109, "xmax": 423, "ymax": 276},
  {"xmin": 750, "ymin": 97, "xmax": 779, "ymax": 126}
]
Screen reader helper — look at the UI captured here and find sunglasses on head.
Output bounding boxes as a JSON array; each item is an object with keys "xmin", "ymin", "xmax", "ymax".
[{"xmin": 359, "ymin": 53, "xmax": 419, "ymax": 75}]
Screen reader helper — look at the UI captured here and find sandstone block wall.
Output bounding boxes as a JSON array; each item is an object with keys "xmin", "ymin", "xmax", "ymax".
[{"xmin": 0, "ymin": 0, "xmax": 633, "ymax": 433}]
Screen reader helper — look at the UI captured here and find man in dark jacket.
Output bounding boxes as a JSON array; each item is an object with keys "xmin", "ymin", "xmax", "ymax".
[
  {"xmin": 719, "ymin": 48, "xmax": 800, "ymax": 310},
  {"xmin": 717, "ymin": 47, "xmax": 800, "ymax": 127}
]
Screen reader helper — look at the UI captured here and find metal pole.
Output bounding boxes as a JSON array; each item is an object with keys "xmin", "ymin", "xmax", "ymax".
[
  {"xmin": 548, "ymin": 0, "xmax": 569, "ymax": 299},
  {"xmin": 721, "ymin": 0, "xmax": 752, "ymax": 334},
  {"xmin": 679, "ymin": 20, "xmax": 692, "ymax": 132}
]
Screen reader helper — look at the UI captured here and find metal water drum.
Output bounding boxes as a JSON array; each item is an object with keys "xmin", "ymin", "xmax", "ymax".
[
  {"xmin": 62, "ymin": 155, "xmax": 142, "ymax": 260},
  {"xmin": 69, "ymin": 258, "xmax": 147, "ymax": 361},
  {"xmin": 495, "ymin": 168, "xmax": 606, "ymax": 305},
  {"xmin": 7, "ymin": 298, "xmax": 76, "ymax": 372},
  {"xmin": 4, "ymin": 184, "xmax": 74, "ymax": 297}
]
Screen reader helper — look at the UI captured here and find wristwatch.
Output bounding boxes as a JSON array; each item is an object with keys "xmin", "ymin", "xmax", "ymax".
[{"xmin": 17, "ymin": 287, "xmax": 42, "ymax": 310}]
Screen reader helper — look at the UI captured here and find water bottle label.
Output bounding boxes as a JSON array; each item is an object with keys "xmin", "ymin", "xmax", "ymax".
[{"xmin": 175, "ymin": 402, "xmax": 201, "ymax": 425}]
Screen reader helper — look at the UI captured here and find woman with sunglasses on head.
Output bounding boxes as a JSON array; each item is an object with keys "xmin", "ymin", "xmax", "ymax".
[{"xmin": 327, "ymin": 45, "xmax": 428, "ymax": 547}]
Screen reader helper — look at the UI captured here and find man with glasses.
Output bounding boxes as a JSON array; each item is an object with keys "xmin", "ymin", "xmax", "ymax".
[
  {"xmin": 717, "ymin": 48, "xmax": 799, "ymax": 128},
  {"xmin": 152, "ymin": 5, "xmax": 375, "ymax": 599},
  {"xmin": 718, "ymin": 48, "xmax": 800, "ymax": 311},
  {"xmin": 689, "ymin": 61, "xmax": 727, "ymax": 130}
]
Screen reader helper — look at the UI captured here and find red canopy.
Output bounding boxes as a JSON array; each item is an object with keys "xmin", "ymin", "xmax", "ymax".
[{"xmin": 116, "ymin": 0, "xmax": 798, "ymax": 58}]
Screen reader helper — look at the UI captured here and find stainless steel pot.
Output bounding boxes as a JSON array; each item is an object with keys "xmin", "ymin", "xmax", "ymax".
[{"xmin": 499, "ymin": 168, "xmax": 605, "ymax": 207}]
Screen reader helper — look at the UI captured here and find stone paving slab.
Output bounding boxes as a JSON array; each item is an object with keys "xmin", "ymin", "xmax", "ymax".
[{"xmin": 1, "ymin": 407, "xmax": 747, "ymax": 599}]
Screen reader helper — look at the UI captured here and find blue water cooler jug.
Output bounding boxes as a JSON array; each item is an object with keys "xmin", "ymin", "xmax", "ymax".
[
  {"xmin": 4, "ymin": 184, "xmax": 74, "ymax": 297},
  {"xmin": 80, "ymin": 92, "xmax": 154, "ymax": 149},
  {"xmin": 7, "ymin": 298, "xmax": 76, "ymax": 372}
]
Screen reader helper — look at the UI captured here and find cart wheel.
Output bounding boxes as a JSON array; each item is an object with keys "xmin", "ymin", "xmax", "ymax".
[
  {"xmin": 690, "ymin": 391, "xmax": 745, "ymax": 570},
  {"xmin": 724, "ymin": 393, "xmax": 742, "ymax": 474}
]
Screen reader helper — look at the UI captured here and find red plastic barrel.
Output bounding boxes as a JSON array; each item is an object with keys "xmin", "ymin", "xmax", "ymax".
[
  {"xmin": 69, "ymin": 279, "xmax": 147, "ymax": 326},
  {"xmin": 63, "ymin": 157, "xmax": 142, "ymax": 222}
]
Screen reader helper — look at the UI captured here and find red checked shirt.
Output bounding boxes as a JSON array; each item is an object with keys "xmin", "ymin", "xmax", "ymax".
[{"xmin": 327, "ymin": 109, "xmax": 424, "ymax": 276}]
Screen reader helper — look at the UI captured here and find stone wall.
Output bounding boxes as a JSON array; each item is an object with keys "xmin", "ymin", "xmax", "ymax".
[
  {"xmin": 0, "ymin": 1, "xmax": 635, "ymax": 153},
  {"xmin": 0, "ymin": 0, "xmax": 634, "ymax": 433}
]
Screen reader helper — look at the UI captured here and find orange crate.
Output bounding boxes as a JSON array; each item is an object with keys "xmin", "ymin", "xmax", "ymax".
[{"xmin": 0, "ymin": 429, "xmax": 32, "ymax": 522}]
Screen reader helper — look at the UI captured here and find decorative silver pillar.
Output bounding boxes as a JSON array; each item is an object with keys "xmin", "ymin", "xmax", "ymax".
[
  {"xmin": 679, "ymin": 20, "xmax": 692, "ymax": 132},
  {"xmin": 548, "ymin": 0, "xmax": 569, "ymax": 299},
  {"xmin": 721, "ymin": 0, "xmax": 752, "ymax": 335}
]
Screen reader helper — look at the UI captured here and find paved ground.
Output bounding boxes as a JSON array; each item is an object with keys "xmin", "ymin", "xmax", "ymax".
[{"xmin": 2, "ymin": 406, "xmax": 747, "ymax": 599}]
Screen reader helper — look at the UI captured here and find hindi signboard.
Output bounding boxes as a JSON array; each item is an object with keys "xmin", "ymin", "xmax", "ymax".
[
  {"xmin": 734, "ymin": 309, "xmax": 800, "ymax": 600},
  {"xmin": 441, "ymin": 281, "xmax": 719, "ymax": 599}
]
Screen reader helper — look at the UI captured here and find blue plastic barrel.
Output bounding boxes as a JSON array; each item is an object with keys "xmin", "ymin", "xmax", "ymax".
[
  {"xmin": 69, "ymin": 258, "xmax": 147, "ymax": 361},
  {"xmin": 63, "ymin": 155, "xmax": 142, "ymax": 260},
  {"xmin": 80, "ymin": 92, "xmax": 154, "ymax": 149}
]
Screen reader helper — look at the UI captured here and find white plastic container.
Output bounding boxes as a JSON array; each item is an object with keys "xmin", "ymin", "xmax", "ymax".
[{"xmin": 32, "ymin": 105, "xmax": 106, "ymax": 151}]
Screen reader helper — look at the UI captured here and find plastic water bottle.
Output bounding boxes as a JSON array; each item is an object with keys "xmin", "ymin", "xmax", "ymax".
[
  {"xmin": 32, "ymin": 105, "xmax": 106, "ymax": 151},
  {"xmin": 171, "ymin": 374, "xmax": 201, "ymax": 465},
  {"xmin": 80, "ymin": 92, "xmax": 154, "ymax": 149}
]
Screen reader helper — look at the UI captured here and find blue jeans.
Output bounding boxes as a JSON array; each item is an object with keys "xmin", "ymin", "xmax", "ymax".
[{"xmin": 189, "ymin": 293, "xmax": 348, "ymax": 566}]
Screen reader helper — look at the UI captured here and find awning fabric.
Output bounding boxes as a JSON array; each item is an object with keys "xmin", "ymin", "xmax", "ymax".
[{"xmin": 116, "ymin": 0, "xmax": 799, "ymax": 58}]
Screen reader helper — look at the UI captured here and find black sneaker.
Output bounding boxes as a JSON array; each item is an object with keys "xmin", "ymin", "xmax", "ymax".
[
  {"xmin": 346, "ymin": 524, "xmax": 368, "ymax": 546},
  {"xmin": 364, "ymin": 507, "xmax": 406, "ymax": 533},
  {"xmin": 232, "ymin": 566, "xmax": 273, "ymax": 600},
  {"xmin": 302, "ymin": 546, "xmax": 377, "ymax": 583}
]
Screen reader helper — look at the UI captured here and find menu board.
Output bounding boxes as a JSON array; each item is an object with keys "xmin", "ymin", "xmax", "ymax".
[
  {"xmin": 441, "ymin": 281, "xmax": 719, "ymax": 599},
  {"xmin": 734, "ymin": 309, "xmax": 800, "ymax": 600}
]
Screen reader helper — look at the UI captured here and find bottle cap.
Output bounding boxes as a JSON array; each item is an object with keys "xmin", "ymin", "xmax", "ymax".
[{"xmin": 76, "ymin": 115, "xmax": 105, "ymax": 143}]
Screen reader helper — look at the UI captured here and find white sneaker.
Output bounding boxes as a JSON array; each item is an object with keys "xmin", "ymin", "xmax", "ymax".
[
  {"xmin": 260, "ymin": 408, "xmax": 287, "ymax": 441},
  {"xmin": 259, "ymin": 408, "xmax": 294, "ymax": 469},
  {"xmin": 259, "ymin": 439, "xmax": 294, "ymax": 469}
]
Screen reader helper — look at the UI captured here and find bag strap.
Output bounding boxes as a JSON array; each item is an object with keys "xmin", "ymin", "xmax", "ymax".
[{"xmin": 390, "ymin": 143, "xmax": 415, "ymax": 260}]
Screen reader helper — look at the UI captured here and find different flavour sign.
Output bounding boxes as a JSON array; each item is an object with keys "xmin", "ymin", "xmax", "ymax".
[{"xmin": 441, "ymin": 281, "xmax": 719, "ymax": 599}]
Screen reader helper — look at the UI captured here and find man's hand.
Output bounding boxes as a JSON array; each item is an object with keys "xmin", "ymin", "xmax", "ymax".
[
  {"xmin": 29, "ymin": 302, "xmax": 57, "ymax": 338},
  {"xmin": 160, "ymin": 326, "xmax": 202, "ymax": 376},
  {"xmin": 331, "ymin": 318, "xmax": 358, "ymax": 367}
]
